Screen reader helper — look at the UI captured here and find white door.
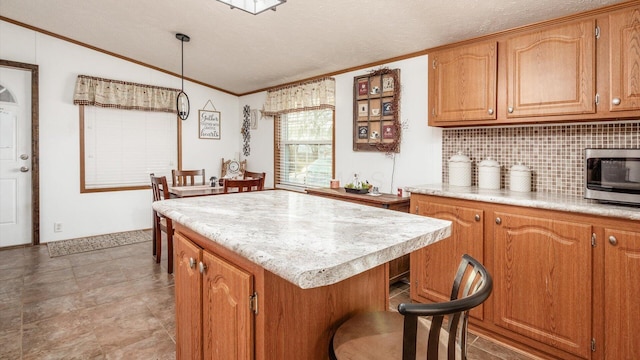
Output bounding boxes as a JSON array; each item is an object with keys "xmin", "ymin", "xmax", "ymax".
[{"xmin": 0, "ymin": 66, "xmax": 32, "ymax": 247}]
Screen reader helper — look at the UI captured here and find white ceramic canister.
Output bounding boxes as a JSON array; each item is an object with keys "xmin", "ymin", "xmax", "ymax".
[
  {"xmin": 510, "ymin": 162, "xmax": 531, "ymax": 192},
  {"xmin": 449, "ymin": 151, "xmax": 472, "ymax": 187},
  {"xmin": 478, "ymin": 157, "xmax": 501, "ymax": 189}
]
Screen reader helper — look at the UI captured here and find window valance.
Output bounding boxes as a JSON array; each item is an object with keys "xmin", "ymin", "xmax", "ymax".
[
  {"xmin": 73, "ymin": 75, "xmax": 180, "ymax": 113},
  {"xmin": 263, "ymin": 77, "xmax": 335, "ymax": 116}
]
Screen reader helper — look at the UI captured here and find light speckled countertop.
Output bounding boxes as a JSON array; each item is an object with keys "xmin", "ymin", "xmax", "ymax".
[
  {"xmin": 405, "ymin": 184, "xmax": 640, "ymax": 221},
  {"xmin": 152, "ymin": 190, "xmax": 451, "ymax": 289}
]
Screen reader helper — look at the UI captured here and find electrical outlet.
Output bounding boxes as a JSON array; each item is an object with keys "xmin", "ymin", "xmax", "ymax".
[{"xmin": 54, "ymin": 223, "xmax": 63, "ymax": 232}]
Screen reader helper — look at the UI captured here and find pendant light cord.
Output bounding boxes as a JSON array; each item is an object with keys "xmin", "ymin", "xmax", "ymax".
[{"xmin": 181, "ymin": 38, "xmax": 185, "ymax": 91}]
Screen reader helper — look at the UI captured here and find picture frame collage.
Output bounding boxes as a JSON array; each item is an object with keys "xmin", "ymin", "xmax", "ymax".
[{"xmin": 353, "ymin": 68, "xmax": 400, "ymax": 152}]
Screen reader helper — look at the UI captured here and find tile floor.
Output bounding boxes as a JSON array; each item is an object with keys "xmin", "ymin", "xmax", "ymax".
[{"xmin": 1, "ymin": 237, "xmax": 537, "ymax": 359}]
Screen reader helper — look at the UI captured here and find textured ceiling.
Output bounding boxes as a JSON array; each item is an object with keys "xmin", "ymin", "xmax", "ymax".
[{"xmin": 0, "ymin": 0, "xmax": 628, "ymax": 95}]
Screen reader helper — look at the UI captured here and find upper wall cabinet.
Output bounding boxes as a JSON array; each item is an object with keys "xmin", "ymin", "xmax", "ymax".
[
  {"xmin": 505, "ymin": 19, "xmax": 596, "ymax": 118},
  {"xmin": 428, "ymin": 2, "xmax": 640, "ymax": 127},
  {"xmin": 428, "ymin": 41, "xmax": 498, "ymax": 125},
  {"xmin": 608, "ymin": 6, "xmax": 640, "ymax": 112}
]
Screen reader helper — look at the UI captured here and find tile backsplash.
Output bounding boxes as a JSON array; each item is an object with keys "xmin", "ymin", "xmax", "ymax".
[{"xmin": 442, "ymin": 121, "xmax": 640, "ymax": 197}]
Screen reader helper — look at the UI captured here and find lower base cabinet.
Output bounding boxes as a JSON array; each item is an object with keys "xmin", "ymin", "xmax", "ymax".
[
  {"xmin": 601, "ymin": 228, "xmax": 640, "ymax": 359},
  {"xmin": 492, "ymin": 211, "xmax": 593, "ymax": 359},
  {"xmin": 174, "ymin": 232, "xmax": 254, "ymax": 360},
  {"xmin": 410, "ymin": 194, "xmax": 639, "ymax": 360},
  {"xmin": 173, "ymin": 224, "xmax": 389, "ymax": 360},
  {"xmin": 410, "ymin": 197, "xmax": 485, "ymax": 320}
]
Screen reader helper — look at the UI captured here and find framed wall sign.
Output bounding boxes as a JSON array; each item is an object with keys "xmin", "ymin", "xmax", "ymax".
[
  {"xmin": 353, "ymin": 68, "xmax": 401, "ymax": 153},
  {"xmin": 199, "ymin": 109, "xmax": 221, "ymax": 139}
]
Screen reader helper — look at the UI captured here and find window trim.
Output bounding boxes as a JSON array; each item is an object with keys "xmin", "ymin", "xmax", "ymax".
[{"xmin": 78, "ymin": 105, "xmax": 182, "ymax": 193}]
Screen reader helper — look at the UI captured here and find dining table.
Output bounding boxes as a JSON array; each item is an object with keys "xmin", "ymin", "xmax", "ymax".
[{"xmin": 168, "ymin": 184, "xmax": 225, "ymax": 198}]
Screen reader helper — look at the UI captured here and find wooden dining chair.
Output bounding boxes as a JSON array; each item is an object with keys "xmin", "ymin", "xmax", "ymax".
[
  {"xmin": 330, "ymin": 254, "xmax": 493, "ymax": 360},
  {"xmin": 244, "ymin": 170, "xmax": 266, "ymax": 189},
  {"xmin": 172, "ymin": 169, "xmax": 205, "ymax": 186},
  {"xmin": 150, "ymin": 174, "xmax": 174, "ymax": 274},
  {"xmin": 223, "ymin": 178, "xmax": 264, "ymax": 193}
]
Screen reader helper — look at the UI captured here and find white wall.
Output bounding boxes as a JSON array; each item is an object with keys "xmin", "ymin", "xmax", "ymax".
[
  {"xmin": 1, "ymin": 20, "xmax": 240, "ymax": 243},
  {"xmin": 236, "ymin": 93, "xmax": 275, "ymax": 189},
  {"xmin": 239, "ymin": 56, "xmax": 443, "ymax": 195},
  {"xmin": 2, "ymin": 19, "xmax": 443, "ymax": 243}
]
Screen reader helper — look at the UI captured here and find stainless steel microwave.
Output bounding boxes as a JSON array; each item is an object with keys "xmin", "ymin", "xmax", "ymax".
[{"xmin": 585, "ymin": 148, "xmax": 640, "ymax": 206}]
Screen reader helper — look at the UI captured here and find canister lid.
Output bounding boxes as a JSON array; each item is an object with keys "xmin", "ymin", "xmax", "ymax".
[
  {"xmin": 510, "ymin": 162, "xmax": 530, "ymax": 173},
  {"xmin": 449, "ymin": 151, "xmax": 471, "ymax": 163},
  {"xmin": 479, "ymin": 157, "xmax": 500, "ymax": 168}
]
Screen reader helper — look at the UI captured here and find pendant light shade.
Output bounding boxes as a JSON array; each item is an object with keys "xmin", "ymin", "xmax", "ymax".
[
  {"xmin": 176, "ymin": 33, "xmax": 190, "ymax": 120},
  {"xmin": 217, "ymin": 0, "xmax": 286, "ymax": 15}
]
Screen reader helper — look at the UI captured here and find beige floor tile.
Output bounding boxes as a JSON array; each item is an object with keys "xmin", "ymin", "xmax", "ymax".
[{"xmin": 1, "ymin": 237, "xmax": 540, "ymax": 359}]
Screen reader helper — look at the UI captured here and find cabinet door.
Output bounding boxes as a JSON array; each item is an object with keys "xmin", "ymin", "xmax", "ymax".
[
  {"xmin": 608, "ymin": 6, "xmax": 640, "ymax": 112},
  {"xmin": 493, "ymin": 212, "xmax": 592, "ymax": 359},
  {"xmin": 202, "ymin": 251, "xmax": 254, "ymax": 360},
  {"xmin": 174, "ymin": 233, "xmax": 203, "ymax": 360},
  {"xmin": 506, "ymin": 19, "xmax": 595, "ymax": 118},
  {"xmin": 411, "ymin": 198, "xmax": 485, "ymax": 319},
  {"xmin": 429, "ymin": 40, "xmax": 497, "ymax": 124},
  {"xmin": 603, "ymin": 228, "xmax": 640, "ymax": 359}
]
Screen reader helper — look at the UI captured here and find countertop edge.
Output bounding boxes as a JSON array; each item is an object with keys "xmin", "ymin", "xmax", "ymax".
[{"xmin": 405, "ymin": 184, "xmax": 640, "ymax": 221}]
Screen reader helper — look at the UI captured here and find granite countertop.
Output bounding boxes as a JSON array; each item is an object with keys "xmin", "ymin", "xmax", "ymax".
[
  {"xmin": 405, "ymin": 184, "xmax": 640, "ymax": 221},
  {"xmin": 152, "ymin": 190, "xmax": 451, "ymax": 289}
]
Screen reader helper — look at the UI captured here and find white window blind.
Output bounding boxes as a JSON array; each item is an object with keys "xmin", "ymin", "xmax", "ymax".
[
  {"xmin": 275, "ymin": 109, "xmax": 334, "ymax": 190},
  {"xmin": 82, "ymin": 106, "xmax": 177, "ymax": 191}
]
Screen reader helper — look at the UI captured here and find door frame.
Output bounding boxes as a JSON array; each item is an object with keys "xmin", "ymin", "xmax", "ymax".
[{"xmin": 0, "ymin": 59, "xmax": 39, "ymax": 245}]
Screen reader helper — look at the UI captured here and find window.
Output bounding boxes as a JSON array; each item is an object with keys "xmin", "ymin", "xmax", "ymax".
[
  {"xmin": 80, "ymin": 106, "xmax": 178, "ymax": 192},
  {"xmin": 275, "ymin": 109, "xmax": 334, "ymax": 190}
]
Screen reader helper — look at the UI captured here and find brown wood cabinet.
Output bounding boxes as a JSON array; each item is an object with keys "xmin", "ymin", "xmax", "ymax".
[
  {"xmin": 410, "ymin": 196, "xmax": 485, "ymax": 320},
  {"xmin": 173, "ymin": 223, "xmax": 389, "ymax": 360},
  {"xmin": 174, "ymin": 232, "xmax": 254, "ymax": 360},
  {"xmin": 428, "ymin": 2, "xmax": 640, "ymax": 127},
  {"xmin": 600, "ymin": 227, "xmax": 640, "ymax": 359},
  {"xmin": 410, "ymin": 193, "xmax": 640, "ymax": 360},
  {"xmin": 606, "ymin": 6, "xmax": 640, "ymax": 113},
  {"xmin": 492, "ymin": 211, "xmax": 593, "ymax": 359},
  {"xmin": 505, "ymin": 19, "xmax": 596, "ymax": 118},
  {"xmin": 428, "ymin": 40, "xmax": 498, "ymax": 124}
]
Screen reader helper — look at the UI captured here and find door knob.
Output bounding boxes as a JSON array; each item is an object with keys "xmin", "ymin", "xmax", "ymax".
[
  {"xmin": 20, "ymin": 154, "xmax": 29, "ymax": 160},
  {"xmin": 508, "ymin": 107, "xmax": 514, "ymax": 113},
  {"xmin": 199, "ymin": 261, "xmax": 207, "ymax": 274},
  {"xmin": 495, "ymin": 217, "xmax": 502, "ymax": 225},
  {"xmin": 488, "ymin": 108, "xmax": 494, "ymax": 115},
  {"xmin": 612, "ymin": 98, "xmax": 621, "ymax": 106},
  {"xmin": 189, "ymin": 257, "xmax": 196, "ymax": 269},
  {"xmin": 608, "ymin": 236, "xmax": 617, "ymax": 246},
  {"xmin": 475, "ymin": 214, "xmax": 481, "ymax": 222},
  {"xmin": 20, "ymin": 166, "xmax": 29, "ymax": 172}
]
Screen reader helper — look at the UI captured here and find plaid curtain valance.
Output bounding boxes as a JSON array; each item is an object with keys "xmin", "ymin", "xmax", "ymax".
[
  {"xmin": 263, "ymin": 77, "xmax": 335, "ymax": 116},
  {"xmin": 73, "ymin": 75, "xmax": 180, "ymax": 113}
]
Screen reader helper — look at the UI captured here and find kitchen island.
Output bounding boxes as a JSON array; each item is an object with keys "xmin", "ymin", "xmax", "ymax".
[{"xmin": 152, "ymin": 190, "xmax": 451, "ymax": 360}]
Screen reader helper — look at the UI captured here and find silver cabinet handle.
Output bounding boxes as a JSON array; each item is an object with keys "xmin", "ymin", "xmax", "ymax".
[
  {"xmin": 20, "ymin": 154, "xmax": 29, "ymax": 160},
  {"xmin": 495, "ymin": 217, "xmax": 502, "ymax": 225},
  {"xmin": 612, "ymin": 98, "xmax": 621, "ymax": 106},
  {"xmin": 20, "ymin": 166, "xmax": 29, "ymax": 172},
  {"xmin": 488, "ymin": 108, "xmax": 494, "ymax": 115},
  {"xmin": 507, "ymin": 107, "xmax": 514, "ymax": 114},
  {"xmin": 189, "ymin": 257, "xmax": 196, "ymax": 269},
  {"xmin": 475, "ymin": 214, "xmax": 481, "ymax": 222},
  {"xmin": 609, "ymin": 236, "xmax": 617, "ymax": 246},
  {"xmin": 199, "ymin": 261, "xmax": 207, "ymax": 274}
]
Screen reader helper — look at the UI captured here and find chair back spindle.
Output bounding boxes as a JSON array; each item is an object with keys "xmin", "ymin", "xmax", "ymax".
[{"xmin": 172, "ymin": 169, "xmax": 205, "ymax": 186}]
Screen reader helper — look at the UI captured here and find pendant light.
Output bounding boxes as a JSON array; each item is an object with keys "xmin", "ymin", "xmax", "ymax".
[{"xmin": 176, "ymin": 33, "xmax": 190, "ymax": 120}]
